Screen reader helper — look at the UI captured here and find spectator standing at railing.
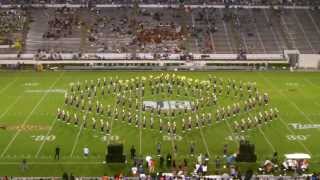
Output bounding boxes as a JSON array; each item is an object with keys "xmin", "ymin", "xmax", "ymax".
[
  {"xmin": 20, "ymin": 159, "xmax": 28, "ymax": 172},
  {"xmin": 55, "ymin": 146, "xmax": 61, "ymax": 160}
]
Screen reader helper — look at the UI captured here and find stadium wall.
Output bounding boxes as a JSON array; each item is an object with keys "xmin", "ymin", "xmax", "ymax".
[{"xmin": 298, "ymin": 54, "xmax": 320, "ymax": 69}]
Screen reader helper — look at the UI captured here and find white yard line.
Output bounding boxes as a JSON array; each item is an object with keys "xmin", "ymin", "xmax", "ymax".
[
  {"xmin": 0, "ymin": 73, "xmax": 64, "ymax": 158},
  {"xmin": 186, "ymin": 88, "xmax": 211, "ymax": 157},
  {"xmin": 219, "ymin": 9, "xmax": 233, "ymax": 53},
  {"xmin": 0, "ymin": 96, "xmax": 22, "ymax": 121},
  {"xmin": 167, "ymin": 102, "xmax": 176, "ymax": 156},
  {"xmin": 139, "ymin": 86, "xmax": 143, "ymax": 155},
  {"xmin": 104, "ymin": 87, "xmax": 122, "ymax": 155},
  {"xmin": 247, "ymin": 109, "xmax": 276, "ymax": 152},
  {"xmin": 35, "ymin": 115, "xmax": 59, "ymax": 157},
  {"xmin": 257, "ymin": 126, "xmax": 275, "ymax": 152},
  {"xmin": 302, "ymin": 79, "xmax": 320, "ymax": 108},
  {"xmin": 304, "ymin": 78, "xmax": 319, "ymax": 89},
  {"xmin": 292, "ymin": 10, "xmax": 315, "ymax": 53},
  {"xmin": 246, "ymin": 111, "xmax": 275, "ymax": 152},
  {"xmin": 260, "ymin": 75, "xmax": 318, "ymax": 128},
  {"xmin": 106, "ymin": 105, "xmax": 117, "ymax": 145},
  {"xmin": 197, "ymin": 122, "xmax": 211, "ymax": 158},
  {"xmin": 258, "ymin": 73, "xmax": 312, "ymax": 154},
  {"xmin": 278, "ymin": 116, "xmax": 312, "ymax": 154},
  {"xmin": 70, "ymin": 121, "xmax": 85, "ymax": 157},
  {"xmin": 224, "ymin": 118, "xmax": 240, "ymax": 146},
  {"xmin": 0, "ymin": 78, "xmax": 18, "ymax": 94}
]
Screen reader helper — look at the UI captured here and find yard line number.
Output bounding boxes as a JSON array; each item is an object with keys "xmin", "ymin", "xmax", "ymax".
[
  {"xmin": 286, "ymin": 135, "xmax": 309, "ymax": 141},
  {"xmin": 225, "ymin": 135, "xmax": 249, "ymax": 141},
  {"xmin": 163, "ymin": 135, "xmax": 183, "ymax": 141},
  {"xmin": 31, "ymin": 135, "xmax": 56, "ymax": 142}
]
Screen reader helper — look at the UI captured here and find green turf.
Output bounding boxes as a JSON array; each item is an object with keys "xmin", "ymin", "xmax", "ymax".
[{"xmin": 0, "ymin": 71, "xmax": 320, "ymax": 176}]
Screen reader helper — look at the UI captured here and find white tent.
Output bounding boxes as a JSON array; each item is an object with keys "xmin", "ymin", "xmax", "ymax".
[{"xmin": 284, "ymin": 153, "xmax": 311, "ymax": 160}]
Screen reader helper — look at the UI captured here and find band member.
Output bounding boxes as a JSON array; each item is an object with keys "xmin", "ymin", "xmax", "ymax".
[
  {"xmin": 128, "ymin": 112, "xmax": 132, "ymax": 124},
  {"xmin": 173, "ymin": 122, "xmax": 177, "ymax": 135},
  {"xmin": 233, "ymin": 121, "xmax": 240, "ymax": 133},
  {"xmin": 167, "ymin": 121, "xmax": 171, "ymax": 134},
  {"xmin": 263, "ymin": 93, "xmax": 269, "ymax": 105},
  {"xmin": 92, "ymin": 117, "xmax": 96, "ymax": 129},
  {"xmin": 188, "ymin": 116, "xmax": 192, "ymax": 131},
  {"xmin": 83, "ymin": 115, "xmax": 87, "ymax": 128},
  {"xmin": 74, "ymin": 113, "xmax": 79, "ymax": 126},
  {"xmin": 66, "ymin": 111, "xmax": 71, "ymax": 124},
  {"xmin": 100, "ymin": 119, "xmax": 104, "ymax": 133},
  {"xmin": 150, "ymin": 117, "xmax": 154, "ymax": 129},
  {"xmin": 195, "ymin": 115, "xmax": 199, "ymax": 129},
  {"xmin": 143, "ymin": 116, "xmax": 146, "ymax": 129},
  {"xmin": 159, "ymin": 118, "xmax": 163, "ymax": 133},
  {"xmin": 64, "ymin": 93, "xmax": 68, "ymax": 105},
  {"xmin": 105, "ymin": 121, "xmax": 110, "ymax": 135},
  {"xmin": 57, "ymin": 108, "xmax": 61, "ymax": 120},
  {"xmin": 182, "ymin": 118, "xmax": 186, "ymax": 133}
]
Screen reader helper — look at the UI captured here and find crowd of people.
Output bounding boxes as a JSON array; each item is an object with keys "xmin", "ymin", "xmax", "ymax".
[
  {"xmin": 1, "ymin": 0, "xmax": 320, "ymax": 6},
  {"xmin": 0, "ymin": 9, "xmax": 27, "ymax": 34},
  {"xmin": 0, "ymin": 9, "xmax": 27, "ymax": 51},
  {"xmin": 1, "ymin": 0, "xmax": 319, "ymax": 55},
  {"xmin": 43, "ymin": 7, "xmax": 79, "ymax": 39}
]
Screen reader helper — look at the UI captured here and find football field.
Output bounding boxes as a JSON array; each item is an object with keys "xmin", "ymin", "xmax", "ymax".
[{"xmin": 0, "ymin": 71, "xmax": 319, "ymax": 176}]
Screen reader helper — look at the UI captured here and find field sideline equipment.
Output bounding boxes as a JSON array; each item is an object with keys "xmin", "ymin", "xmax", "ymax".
[{"xmin": 106, "ymin": 144, "xmax": 126, "ymax": 163}]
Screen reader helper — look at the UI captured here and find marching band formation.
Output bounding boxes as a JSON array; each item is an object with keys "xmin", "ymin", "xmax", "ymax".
[{"xmin": 56, "ymin": 74, "xmax": 279, "ymax": 136}]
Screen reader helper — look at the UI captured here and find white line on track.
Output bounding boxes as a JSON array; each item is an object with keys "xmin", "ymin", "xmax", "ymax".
[
  {"xmin": 0, "ymin": 78, "xmax": 18, "ymax": 94},
  {"xmin": 0, "ymin": 96, "xmax": 22, "ymax": 120},
  {"xmin": 0, "ymin": 73, "xmax": 64, "ymax": 158}
]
